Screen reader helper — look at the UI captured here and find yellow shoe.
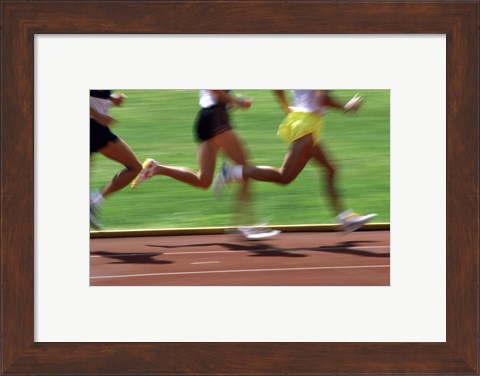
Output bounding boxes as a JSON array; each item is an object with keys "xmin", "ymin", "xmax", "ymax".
[{"xmin": 131, "ymin": 158, "xmax": 156, "ymax": 189}]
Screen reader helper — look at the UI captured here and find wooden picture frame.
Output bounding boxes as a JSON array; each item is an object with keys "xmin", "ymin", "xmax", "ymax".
[{"xmin": 1, "ymin": 1, "xmax": 478, "ymax": 374}]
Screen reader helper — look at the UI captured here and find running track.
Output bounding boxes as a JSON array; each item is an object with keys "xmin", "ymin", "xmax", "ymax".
[{"xmin": 90, "ymin": 230, "xmax": 390, "ymax": 286}]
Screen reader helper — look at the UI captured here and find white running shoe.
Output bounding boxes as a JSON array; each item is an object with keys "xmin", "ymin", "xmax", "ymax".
[
  {"xmin": 238, "ymin": 226, "xmax": 281, "ymax": 240},
  {"xmin": 89, "ymin": 193, "xmax": 102, "ymax": 230},
  {"xmin": 131, "ymin": 158, "xmax": 157, "ymax": 189},
  {"xmin": 337, "ymin": 209, "xmax": 377, "ymax": 234},
  {"xmin": 213, "ymin": 162, "xmax": 232, "ymax": 196}
]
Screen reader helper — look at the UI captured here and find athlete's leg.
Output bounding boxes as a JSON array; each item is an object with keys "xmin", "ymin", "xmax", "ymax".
[
  {"xmin": 310, "ymin": 142, "xmax": 343, "ymax": 215},
  {"xmin": 196, "ymin": 141, "xmax": 218, "ymax": 188},
  {"xmin": 212, "ymin": 130, "xmax": 252, "ymax": 225},
  {"xmin": 98, "ymin": 138, "xmax": 142, "ymax": 198},
  {"xmin": 149, "ymin": 141, "xmax": 217, "ymax": 189},
  {"xmin": 211, "ymin": 130, "xmax": 249, "ymax": 166},
  {"xmin": 243, "ymin": 134, "xmax": 314, "ymax": 185}
]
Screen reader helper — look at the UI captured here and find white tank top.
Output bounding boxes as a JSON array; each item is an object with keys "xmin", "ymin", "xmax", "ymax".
[
  {"xmin": 90, "ymin": 97, "xmax": 112, "ymax": 116},
  {"xmin": 199, "ymin": 90, "xmax": 231, "ymax": 108},
  {"xmin": 290, "ymin": 90, "xmax": 325, "ymax": 115}
]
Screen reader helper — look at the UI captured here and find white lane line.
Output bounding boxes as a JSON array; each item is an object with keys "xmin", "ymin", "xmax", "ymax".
[
  {"xmin": 90, "ymin": 245, "xmax": 390, "ymax": 258},
  {"xmin": 91, "ymin": 264, "xmax": 390, "ymax": 280},
  {"xmin": 191, "ymin": 261, "xmax": 221, "ymax": 265}
]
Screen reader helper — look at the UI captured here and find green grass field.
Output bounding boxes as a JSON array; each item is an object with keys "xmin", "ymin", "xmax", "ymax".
[{"xmin": 90, "ymin": 90, "xmax": 390, "ymax": 230}]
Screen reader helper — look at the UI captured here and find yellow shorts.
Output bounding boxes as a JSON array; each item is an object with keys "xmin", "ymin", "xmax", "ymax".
[{"xmin": 277, "ymin": 112, "xmax": 324, "ymax": 145}]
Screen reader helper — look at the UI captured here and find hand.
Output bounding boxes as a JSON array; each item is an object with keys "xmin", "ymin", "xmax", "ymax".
[
  {"xmin": 235, "ymin": 98, "xmax": 253, "ymax": 109},
  {"xmin": 344, "ymin": 93, "xmax": 363, "ymax": 112},
  {"xmin": 95, "ymin": 113, "xmax": 116, "ymax": 127},
  {"xmin": 110, "ymin": 93, "xmax": 126, "ymax": 107}
]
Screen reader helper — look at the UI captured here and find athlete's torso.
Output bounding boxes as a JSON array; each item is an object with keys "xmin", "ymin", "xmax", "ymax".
[
  {"xmin": 291, "ymin": 90, "xmax": 326, "ymax": 115},
  {"xmin": 90, "ymin": 90, "xmax": 112, "ymax": 116}
]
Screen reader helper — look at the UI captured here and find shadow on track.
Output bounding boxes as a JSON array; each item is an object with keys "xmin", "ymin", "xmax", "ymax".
[
  {"xmin": 146, "ymin": 239, "xmax": 389, "ymax": 258},
  {"xmin": 315, "ymin": 241, "xmax": 390, "ymax": 258},
  {"xmin": 91, "ymin": 250, "xmax": 174, "ymax": 265},
  {"xmin": 146, "ymin": 242, "xmax": 306, "ymax": 257}
]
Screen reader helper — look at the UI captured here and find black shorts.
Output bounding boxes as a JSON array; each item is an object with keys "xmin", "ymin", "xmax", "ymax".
[
  {"xmin": 194, "ymin": 105, "xmax": 233, "ymax": 142},
  {"xmin": 90, "ymin": 118, "xmax": 118, "ymax": 153}
]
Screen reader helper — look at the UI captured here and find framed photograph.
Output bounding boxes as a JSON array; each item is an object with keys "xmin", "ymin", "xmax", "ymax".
[
  {"xmin": 88, "ymin": 88, "xmax": 390, "ymax": 287},
  {"xmin": 2, "ymin": 1, "xmax": 478, "ymax": 374}
]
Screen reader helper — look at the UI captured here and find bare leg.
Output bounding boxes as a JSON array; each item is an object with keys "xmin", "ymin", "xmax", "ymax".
[
  {"xmin": 151, "ymin": 141, "xmax": 217, "ymax": 189},
  {"xmin": 148, "ymin": 130, "xmax": 247, "ymax": 192},
  {"xmin": 213, "ymin": 130, "xmax": 252, "ymax": 226},
  {"xmin": 98, "ymin": 138, "xmax": 142, "ymax": 198},
  {"xmin": 197, "ymin": 141, "xmax": 218, "ymax": 188},
  {"xmin": 243, "ymin": 134, "xmax": 314, "ymax": 185},
  {"xmin": 310, "ymin": 142, "xmax": 344, "ymax": 215}
]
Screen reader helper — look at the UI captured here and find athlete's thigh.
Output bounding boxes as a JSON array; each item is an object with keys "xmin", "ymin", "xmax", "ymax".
[
  {"xmin": 280, "ymin": 134, "xmax": 314, "ymax": 180},
  {"xmin": 213, "ymin": 130, "xmax": 249, "ymax": 165},
  {"xmin": 197, "ymin": 140, "xmax": 218, "ymax": 183},
  {"xmin": 310, "ymin": 141, "xmax": 332, "ymax": 168},
  {"xmin": 99, "ymin": 138, "xmax": 140, "ymax": 169}
]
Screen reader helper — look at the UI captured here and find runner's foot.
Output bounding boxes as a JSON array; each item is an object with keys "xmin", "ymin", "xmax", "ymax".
[
  {"xmin": 131, "ymin": 158, "xmax": 157, "ymax": 189},
  {"xmin": 337, "ymin": 209, "xmax": 377, "ymax": 234}
]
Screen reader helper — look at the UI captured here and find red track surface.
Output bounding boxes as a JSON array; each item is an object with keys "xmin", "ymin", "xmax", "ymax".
[{"xmin": 90, "ymin": 230, "xmax": 390, "ymax": 286}]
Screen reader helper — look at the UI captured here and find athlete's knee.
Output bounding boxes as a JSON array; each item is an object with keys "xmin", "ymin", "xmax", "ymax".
[
  {"xmin": 278, "ymin": 171, "xmax": 296, "ymax": 185},
  {"xmin": 198, "ymin": 182, "xmax": 211, "ymax": 189},
  {"xmin": 198, "ymin": 176, "xmax": 213, "ymax": 189},
  {"xmin": 131, "ymin": 160, "xmax": 143, "ymax": 175},
  {"xmin": 282, "ymin": 175, "xmax": 297, "ymax": 185}
]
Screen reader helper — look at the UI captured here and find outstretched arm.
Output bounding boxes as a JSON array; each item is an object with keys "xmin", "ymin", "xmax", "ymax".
[
  {"xmin": 322, "ymin": 90, "xmax": 344, "ymax": 110},
  {"xmin": 273, "ymin": 90, "xmax": 291, "ymax": 114},
  {"xmin": 322, "ymin": 90, "xmax": 363, "ymax": 112},
  {"xmin": 210, "ymin": 90, "xmax": 252, "ymax": 109}
]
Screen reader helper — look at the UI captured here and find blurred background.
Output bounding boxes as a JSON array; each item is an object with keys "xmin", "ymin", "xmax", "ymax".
[{"xmin": 90, "ymin": 90, "xmax": 389, "ymax": 230}]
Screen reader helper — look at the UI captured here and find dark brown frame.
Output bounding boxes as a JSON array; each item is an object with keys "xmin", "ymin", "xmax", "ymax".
[{"xmin": 1, "ymin": 1, "xmax": 478, "ymax": 374}]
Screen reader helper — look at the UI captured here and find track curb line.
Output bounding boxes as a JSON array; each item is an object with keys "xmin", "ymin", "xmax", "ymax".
[{"xmin": 90, "ymin": 223, "xmax": 390, "ymax": 238}]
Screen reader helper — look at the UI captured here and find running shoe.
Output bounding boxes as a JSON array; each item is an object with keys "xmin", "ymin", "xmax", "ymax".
[
  {"xmin": 89, "ymin": 194, "xmax": 102, "ymax": 230},
  {"xmin": 213, "ymin": 162, "xmax": 232, "ymax": 196},
  {"xmin": 337, "ymin": 209, "xmax": 377, "ymax": 234},
  {"xmin": 238, "ymin": 226, "xmax": 281, "ymax": 240},
  {"xmin": 131, "ymin": 158, "xmax": 157, "ymax": 189}
]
